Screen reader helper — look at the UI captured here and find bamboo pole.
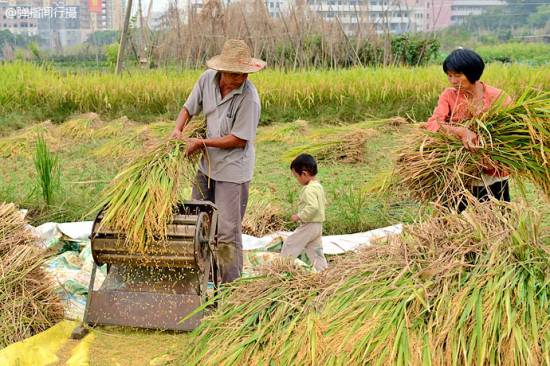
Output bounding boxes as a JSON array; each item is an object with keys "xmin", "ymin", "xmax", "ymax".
[{"xmin": 116, "ymin": 0, "xmax": 134, "ymax": 75}]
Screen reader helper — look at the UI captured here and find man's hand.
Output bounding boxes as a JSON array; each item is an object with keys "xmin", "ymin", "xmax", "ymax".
[
  {"xmin": 454, "ymin": 127, "xmax": 479, "ymax": 152},
  {"xmin": 291, "ymin": 214, "xmax": 300, "ymax": 223},
  {"xmin": 169, "ymin": 129, "xmax": 182, "ymax": 141},
  {"xmin": 185, "ymin": 138, "xmax": 204, "ymax": 156}
]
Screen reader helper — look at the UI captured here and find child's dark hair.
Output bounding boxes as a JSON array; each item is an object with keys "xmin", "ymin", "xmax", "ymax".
[
  {"xmin": 443, "ymin": 48, "xmax": 485, "ymax": 84},
  {"xmin": 290, "ymin": 153, "xmax": 318, "ymax": 176}
]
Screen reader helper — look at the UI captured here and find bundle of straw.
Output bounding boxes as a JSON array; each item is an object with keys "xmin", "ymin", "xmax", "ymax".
[
  {"xmin": 93, "ymin": 120, "xmax": 126, "ymax": 139},
  {"xmin": 393, "ymin": 91, "xmax": 550, "ymax": 206},
  {"xmin": 242, "ymin": 189, "xmax": 286, "ymax": 237},
  {"xmin": 180, "ymin": 202, "xmax": 550, "ymax": 365},
  {"xmin": 283, "ymin": 129, "xmax": 374, "ymax": 163},
  {"xmin": 0, "ymin": 123, "xmax": 53, "ymax": 158},
  {"xmin": 257, "ymin": 120, "xmax": 309, "ymax": 143},
  {"xmin": 92, "ymin": 120, "xmax": 205, "ymax": 253},
  {"xmin": 0, "ymin": 203, "xmax": 64, "ymax": 348}
]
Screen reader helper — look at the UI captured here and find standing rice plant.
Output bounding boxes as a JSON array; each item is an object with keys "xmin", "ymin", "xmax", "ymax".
[
  {"xmin": 390, "ymin": 91, "xmax": 550, "ymax": 207},
  {"xmin": 0, "ymin": 203, "xmax": 64, "ymax": 348},
  {"xmin": 179, "ymin": 202, "xmax": 550, "ymax": 365},
  {"xmin": 92, "ymin": 120, "xmax": 205, "ymax": 253},
  {"xmin": 283, "ymin": 129, "xmax": 375, "ymax": 163},
  {"xmin": 33, "ymin": 133, "xmax": 60, "ymax": 207}
]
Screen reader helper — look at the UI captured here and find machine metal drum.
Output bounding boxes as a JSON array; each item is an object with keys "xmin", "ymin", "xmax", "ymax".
[{"xmin": 82, "ymin": 200, "xmax": 218, "ymax": 331}]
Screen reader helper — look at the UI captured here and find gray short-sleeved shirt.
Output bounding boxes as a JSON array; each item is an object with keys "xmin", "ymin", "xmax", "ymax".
[{"xmin": 184, "ymin": 69, "xmax": 261, "ymax": 183}]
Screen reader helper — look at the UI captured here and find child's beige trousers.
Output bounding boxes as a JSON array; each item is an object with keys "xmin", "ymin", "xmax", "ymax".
[{"xmin": 281, "ymin": 222, "xmax": 328, "ymax": 271}]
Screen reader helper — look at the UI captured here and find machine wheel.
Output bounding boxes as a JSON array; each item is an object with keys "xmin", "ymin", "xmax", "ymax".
[{"xmin": 194, "ymin": 212, "xmax": 214, "ymax": 299}]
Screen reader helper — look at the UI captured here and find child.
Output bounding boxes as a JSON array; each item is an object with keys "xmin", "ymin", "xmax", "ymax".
[{"xmin": 281, "ymin": 154, "xmax": 328, "ymax": 271}]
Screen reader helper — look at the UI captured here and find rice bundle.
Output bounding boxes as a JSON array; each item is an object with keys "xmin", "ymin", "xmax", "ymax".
[
  {"xmin": 0, "ymin": 123, "xmax": 53, "ymax": 158},
  {"xmin": 92, "ymin": 120, "xmax": 205, "ymax": 253},
  {"xmin": 0, "ymin": 203, "xmax": 64, "ymax": 348},
  {"xmin": 93, "ymin": 126, "xmax": 150, "ymax": 158},
  {"xmin": 257, "ymin": 120, "xmax": 309, "ymax": 143},
  {"xmin": 59, "ymin": 118, "xmax": 97, "ymax": 138},
  {"xmin": 283, "ymin": 129, "xmax": 374, "ymax": 163},
  {"xmin": 242, "ymin": 189, "xmax": 286, "ymax": 237},
  {"xmin": 93, "ymin": 120, "xmax": 126, "ymax": 138},
  {"xmin": 307, "ymin": 117, "xmax": 405, "ymax": 140},
  {"xmin": 392, "ymin": 91, "xmax": 550, "ymax": 206},
  {"xmin": 180, "ymin": 202, "xmax": 550, "ymax": 365}
]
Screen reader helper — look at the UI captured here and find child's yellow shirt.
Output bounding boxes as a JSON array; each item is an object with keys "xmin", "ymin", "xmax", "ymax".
[{"xmin": 297, "ymin": 180, "xmax": 326, "ymax": 223}]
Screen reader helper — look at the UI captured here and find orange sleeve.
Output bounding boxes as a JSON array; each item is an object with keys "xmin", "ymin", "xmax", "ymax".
[{"xmin": 426, "ymin": 90, "xmax": 452, "ymax": 132}]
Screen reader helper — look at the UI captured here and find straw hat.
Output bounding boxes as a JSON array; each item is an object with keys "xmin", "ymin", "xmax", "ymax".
[{"xmin": 206, "ymin": 39, "xmax": 266, "ymax": 74}]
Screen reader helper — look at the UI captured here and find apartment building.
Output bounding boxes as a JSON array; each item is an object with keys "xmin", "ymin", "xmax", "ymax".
[
  {"xmin": 425, "ymin": 0, "xmax": 506, "ymax": 30},
  {"xmin": 0, "ymin": 0, "xmax": 43, "ymax": 36},
  {"xmin": 306, "ymin": 0, "xmax": 424, "ymax": 34}
]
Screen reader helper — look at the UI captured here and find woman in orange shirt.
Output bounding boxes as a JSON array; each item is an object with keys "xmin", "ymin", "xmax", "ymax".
[{"xmin": 426, "ymin": 48, "xmax": 512, "ymax": 212}]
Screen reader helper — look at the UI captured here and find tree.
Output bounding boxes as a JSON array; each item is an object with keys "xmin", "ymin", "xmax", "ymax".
[{"xmin": 528, "ymin": 3, "xmax": 550, "ymax": 28}]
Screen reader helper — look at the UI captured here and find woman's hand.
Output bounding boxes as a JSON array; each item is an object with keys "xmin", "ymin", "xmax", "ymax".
[
  {"xmin": 454, "ymin": 127, "xmax": 479, "ymax": 152},
  {"xmin": 291, "ymin": 214, "xmax": 300, "ymax": 223}
]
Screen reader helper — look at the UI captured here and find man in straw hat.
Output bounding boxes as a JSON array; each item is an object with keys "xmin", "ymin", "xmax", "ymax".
[{"xmin": 169, "ymin": 39, "xmax": 266, "ymax": 283}]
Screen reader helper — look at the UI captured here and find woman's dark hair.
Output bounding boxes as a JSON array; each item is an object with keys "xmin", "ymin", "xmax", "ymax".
[
  {"xmin": 290, "ymin": 153, "xmax": 318, "ymax": 176},
  {"xmin": 443, "ymin": 48, "xmax": 485, "ymax": 84}
]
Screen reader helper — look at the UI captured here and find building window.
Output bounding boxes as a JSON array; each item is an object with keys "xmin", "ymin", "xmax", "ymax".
[{"xmin": 427, "ymin": 2, "xmax": 429, "ymax": 8}]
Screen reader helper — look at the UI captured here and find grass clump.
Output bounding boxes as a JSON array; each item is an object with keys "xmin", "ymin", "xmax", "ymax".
[
  {"xmin": 92, "ymin": 120, "xmax": 205, "ymax": 253},
  {"xmin": 0, "ymin": 203, "xmax": 64, "ymax": 348},
  {"xmin": 180, "ymin": 202, "xmax": 550, "ymax": 365}
]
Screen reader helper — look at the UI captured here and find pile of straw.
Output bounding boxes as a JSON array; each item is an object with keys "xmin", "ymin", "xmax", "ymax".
[
  {"xmin": 93, "ymin": 120, "xmax": 205, "ymax": 253},
  {"xmin": 393, "ymin": 92, "xmax": 550, "ymax": 207},
  {"xmin": 283, "ymin": 129, "xmax": 374, "ymax": 163},
  {"xmin": 180, "ymin": 202, "xmax": 550, "ymax": 365},
  {"xmin": 257, "ymin": 120, "xmax": 309, "ymax": 143},
  {"xmin": 0, "ymin": 122, "xmax": 54, "ymax": 158},
  {"xmin": 242, "ymin": 189, "xmax": 286, "ymax": 237},
  {"xmin": 0, "ymin": 203, "xmax": 64, "ymax": 348}
]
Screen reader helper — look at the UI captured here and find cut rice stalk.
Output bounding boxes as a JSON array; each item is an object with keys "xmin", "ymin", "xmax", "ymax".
[
  {"xmin": 92, "ymin": 120, "xmax": 205, "ymax": 253},
  {"xmin": 0, "ymin": 203, "xmax": 64, "ymax": 348},
  {"xmin": 257, "ymin": 120, "xmax": 309, "ymax": 143},
  {"xmin": 388, "ymin": 92, "xmax": 550, "ymax": 207},
  {"xmin": 283, "ymin": 129, "xmax": 374, "ymax": 163}
]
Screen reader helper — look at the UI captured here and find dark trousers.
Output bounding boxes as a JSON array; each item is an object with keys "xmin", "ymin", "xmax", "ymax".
[
  {"xmin": 192, "ymin": 171, "xmax": 250, "ymax": 284},
  {"xmin": 457, "ymin": 179, "xmax": 510, "ymax": 213}
]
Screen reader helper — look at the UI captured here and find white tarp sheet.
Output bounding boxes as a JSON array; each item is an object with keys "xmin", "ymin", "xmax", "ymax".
[{"xmin": 243, "ymin": 224, "xmax": 403, "ymax": 254}]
